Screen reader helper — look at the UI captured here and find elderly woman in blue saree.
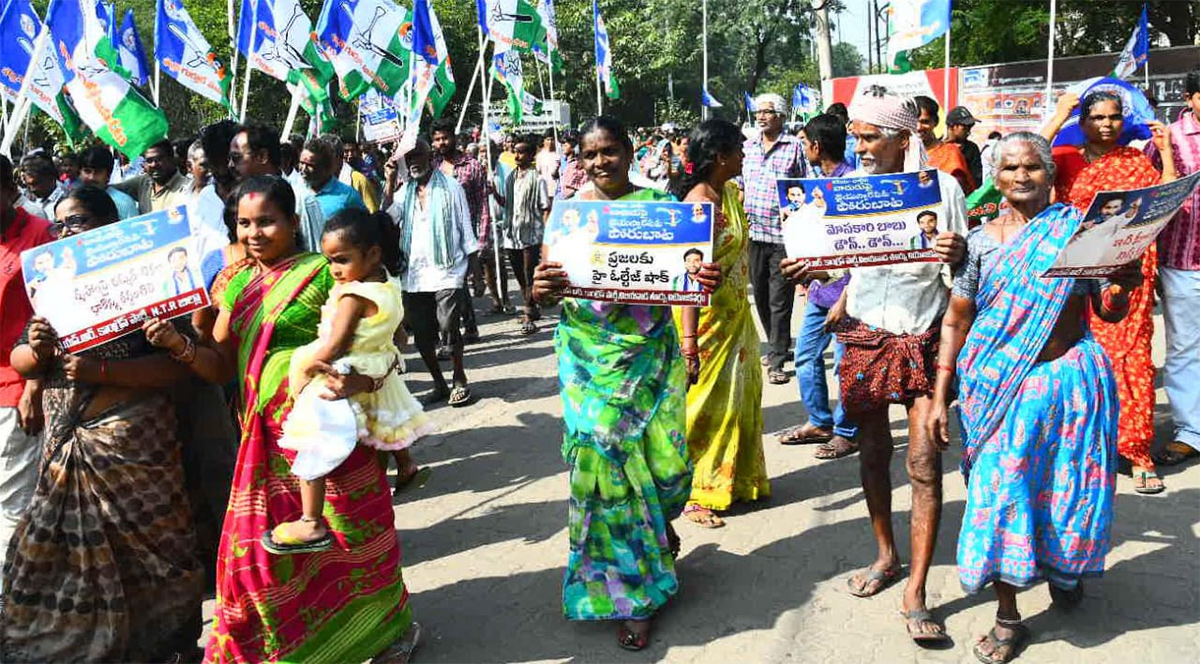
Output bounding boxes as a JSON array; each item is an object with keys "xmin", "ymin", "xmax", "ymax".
[
  {"xmin": 532, "ymin": 116, "xmax": 721, "ymax": 652},
  {"xmin": 925, "ymin": 133, "xmax": 1144, "ymax": 664}
]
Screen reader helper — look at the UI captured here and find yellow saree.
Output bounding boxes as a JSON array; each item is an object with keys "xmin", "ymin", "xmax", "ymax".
[{"xmin": 674, "ymin": 182, "xmax": 769, "ymax": 510}]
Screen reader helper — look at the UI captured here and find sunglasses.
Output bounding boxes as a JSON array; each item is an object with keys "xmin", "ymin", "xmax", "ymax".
[{"xmin": 50, "ymin": 214, "xmax": 93, "ymax": 238}]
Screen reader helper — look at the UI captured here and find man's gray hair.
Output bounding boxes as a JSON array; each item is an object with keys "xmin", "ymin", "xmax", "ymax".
[
  {"xmin": 990, "ymin": 131, "xmax": 1056, "ymax": 180},
  {"xmin": 755, "ymin": 93, "xmax": 788, "ymax": 114}
]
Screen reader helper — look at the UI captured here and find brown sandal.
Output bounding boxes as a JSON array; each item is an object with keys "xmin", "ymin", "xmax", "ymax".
[
  {"xmin": 682, "ymin": 503, "xmax": 726, "ymax": 528},
  {"xmin": 617, "ymin": 620, "xmax": 651, "ymax": 651},
  {"xmin": 814, "ymin": 435, "xmax": 858, "ymax": 460}
]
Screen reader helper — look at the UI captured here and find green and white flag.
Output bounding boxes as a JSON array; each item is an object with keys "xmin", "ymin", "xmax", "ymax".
[
  {"xmin": 490, "ymin": 43, "xmax": 541, "ymax": 125},
  {"xmin": 239, "ymin": 0, "xmax": 334, "ymax": 89},
  {"xmin": 485, "ymin": 0, "xmax": 547, "ymax": 52},
  {"xmin": 316, "ymin": 0, "xmax": 413, "ymax": 100},
  {"xmin": 47, "ymin": 0, "xmax": 168, "ymax": 157},
  {"xmin": 531, "ymin": 0, "xmax": 562, "ymax": 75}
]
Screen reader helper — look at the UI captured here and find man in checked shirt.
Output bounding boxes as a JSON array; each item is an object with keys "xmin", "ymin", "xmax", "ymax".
[{"xmin": 739, "ymin": 93, "xmax": 809, "ymax": 385}]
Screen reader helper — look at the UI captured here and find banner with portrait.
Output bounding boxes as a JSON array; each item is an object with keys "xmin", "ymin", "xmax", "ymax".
[
  {"xmin": 777, "ymin": 169, "xmax": 948, "ymax": 269},
  {"xmin": 1045, "ymin": 171, "xmax": 1200, "ymax": 278},
  {"xmin": 20, "ymin": 206, "xmax": 211, "ymax": 352},
  {"xmin": 544, "ymin": 198, "xmax": 715, "ymax": 306}
]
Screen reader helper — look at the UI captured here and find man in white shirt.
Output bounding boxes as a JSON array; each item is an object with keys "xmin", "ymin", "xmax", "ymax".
[
  {"xmin": 17, "ymin": 155, "xmax": 64, "ymax": 220},
  {"xmin": 781, "ymin": 88, "xmax": 967, "ymax": 645},
  {"xmin": 388, "ymin": 138, "xmax": 478, "ymax": 408}
]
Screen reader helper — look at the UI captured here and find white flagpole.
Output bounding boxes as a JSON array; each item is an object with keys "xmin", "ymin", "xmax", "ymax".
[
  {"xmin": 281, "ymin": 92, "xmax": 302, "ymax": 138},
  {"xmin": 228, "ymin": 0, "xmax": 240, "ymax": 118},
  {"xmin": 942, "ymin": 5, "xmax": 951, "ymax": 114},
  {"xmin": 154, "ymin": 61, "xmax": 162, "ymax": 105},
  {"xmin": 457, "ymin": 27, "xmax": 487, "ymax": 134},
  {"xmin": 702, "ymin": 0, "xmax": 709, "ymax": 121},
  {"xmin": 547, "ymin": 59, "xmax": 559, "ymax": 145},
  {"xmin": 238, "ymin": 0, "xmax": 257, "ymax": 121},
  {"xmin": 481, "ymin": 37, "xmax": 505, "ymax": 297},
  {"xmin": 1045, "ymin": 0, "xmax": 1057, "ymax": 120}
]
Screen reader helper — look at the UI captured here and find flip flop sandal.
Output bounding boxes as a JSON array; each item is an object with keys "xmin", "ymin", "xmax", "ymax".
[
  {"xmin": 901, "ymin": 608, "xmax": 951, "ymax": 645},
  {"xmin": 847, "ymin": 565, "xmax": 901, "ymax": 597},
  {"xmin": 814, "ymin": 436, "xmax": 858, "ymax": 460},
  {"xmin": 520, "ymin": 318, "xmax": 537, "ymax": 335},
  {"xmin": 973, "ymin": 623, "xmax": 1030, "ymax": 664},
  {"xmin": 682, "ymin": 503, "xmax": 726, "ymax": 528},
  {"xmin": 767, "ymin": 369, "xmax": 789, "ymax": 385},
  {"xmin": 1133, "ymin": 470, "xmax": 1165, "ymax": 495},
  {"xmin": 393, "ymin": 467, "xmax": 432, "ymax": 496},
  {"xmin": 260, "ymin": 527, "xmax": 333, "ymax": 555},
  {"xmin": 617, "ymin": 620, "xmax": 651, "ymax": 651},
  {"xmin": 448, "ymin": 385, "xmax": 472, "ymax": 407},
  {"xmin": 778, "ymin": 424, "xmax": 834, "ymax": 445},
  {"xmin": 370, "ymin": 621, "xmax": 423, "ymax": 664}
]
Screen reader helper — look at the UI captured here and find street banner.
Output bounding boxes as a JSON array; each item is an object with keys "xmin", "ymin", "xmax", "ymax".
[
  {"xmin": 777, "ymin": 169, "xmax": 947, "ymax": 269},
  {"xmin": 359, "ymin": 88, "xmax": 401, "ymax": 144},
  {"xmin": 544, "ymin": 199, "xmax": 715, "ymax": 306},
  {"xmin": 20, "ymin": 206, "xmax": 212, "ymax": 353},
  {"xmin": 1045, "ymin": 171, "xmax": 1200, "ymax": 278}
]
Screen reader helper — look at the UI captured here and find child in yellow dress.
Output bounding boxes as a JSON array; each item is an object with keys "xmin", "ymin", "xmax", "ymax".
[{"xmin": 263, "ymin": 208, "xmax": 434, "ymax": 554}]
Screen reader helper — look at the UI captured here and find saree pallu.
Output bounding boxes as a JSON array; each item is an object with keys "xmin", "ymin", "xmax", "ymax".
[
  {"xmin": 956, "ymin": 204, "xmax": 1118, "ymax": 594},
  {"xmin": 558, "ymin": 188, "xmax": 691, "ymax": 622},
  {"xmin": 1056, "ymin": 146, "xmax": 1160, "ymax": 468},
  {"xmin": 673, "ymin": 185, "xmax": 768, "ymax": 510},
  {"xmin": 1, "ymin": 366, "xmax": 203, "ymax": 661},
  {"xmin": 205, "ymin": 253, "xmax": 410, "ymax": 664}
]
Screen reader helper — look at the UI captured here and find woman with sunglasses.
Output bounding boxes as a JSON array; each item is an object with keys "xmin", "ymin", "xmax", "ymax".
[{"xmin": 4, "ymin": 184, "xmax": 205, "ymax": 661}]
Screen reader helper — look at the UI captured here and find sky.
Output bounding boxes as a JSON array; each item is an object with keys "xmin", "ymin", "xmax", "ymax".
[{"xmin": 833, "ymin": 0, "xmax": 877, "ymax": 71}]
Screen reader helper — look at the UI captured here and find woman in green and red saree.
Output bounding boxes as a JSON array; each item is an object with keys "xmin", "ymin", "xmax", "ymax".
[
  {"xmin": 146, "ymin": 175, "xmax": 421, "ymax": 663},
  {"xmin": 532, "ymin": 117, "xmax": 721, "ymax": 652}
]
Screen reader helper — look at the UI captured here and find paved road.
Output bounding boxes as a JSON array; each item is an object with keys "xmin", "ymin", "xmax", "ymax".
[{"xmin": 210, "ymin": 296, "xmax": 1200, "ymax": 663}]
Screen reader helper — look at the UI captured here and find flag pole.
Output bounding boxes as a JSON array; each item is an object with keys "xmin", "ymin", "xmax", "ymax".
[
  {"xmin": 281, "ymin": 92, "xmax": 301, "ymax": 138},
  {"xmin": 238, "ymin": 0, "xmax": 257, "ymax": 122},
  {"xmin": 702, "ymin": 0, "xmax": 709, "ymax": 121},
  {"xmin": 1045, "ymin": 0, "xmax": 1057, "ymax": 120},
  {"xmin": 228, "ymin": 0, "xmax": 240, "ymax": 118},
  {"xmin": 456, "ymin": 27, "xmax": 486, "ymax": 134},
  {"xmin": 480, "ymin": 37, "xmax": 505, "ymax": 302},
  {"xmin": 942, "ymin": 2, "xmax": 951, "ymax": 113},
  {"xmin": 547, "ymin": 58, "xmax": 559, "ymax": 146},
  {"xmin": 154, "ymin": 61, "xmax": 162, "ymax": 105}
]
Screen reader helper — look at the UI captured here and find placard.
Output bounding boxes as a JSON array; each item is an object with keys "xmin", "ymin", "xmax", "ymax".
[
  {"xmin": 544, "ymin": 199, "xmax": 715, "ymax": 306},
  {"xmin": 777, "ymin": 169, "xmax": 947, "ymax": 269},
  {"xmin": 359, "ymin": 89, "xmax": 402, "ymax": 145},
  {"xmin": 1045, "ymin": 171, "xmax": 1200, "ymax": 278},
  {"xmin": 21, "ymin": 206, "xmax": 212, "ymax": 352}
]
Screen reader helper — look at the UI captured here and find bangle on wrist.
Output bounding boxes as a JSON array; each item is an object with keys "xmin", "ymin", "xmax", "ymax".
[{"xmin": 169, "ymin": 336, "xmax": 197, "ymax": 364}]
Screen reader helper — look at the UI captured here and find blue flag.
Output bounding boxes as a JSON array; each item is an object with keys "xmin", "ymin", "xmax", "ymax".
[
  {"xmin": 593, "ymin": 0, "xmax": 618, "ymax": 99},
  {"xmin": 116, "ymin": 9, "xmax": 149, "ymax": 86},
  {"xmin": 744, "ymin": 92, "xmax": 754, "ymax": 114},
  {"xmin": 701, "ymin": 88, "xmax": 722, "ymax": 108},
  {"xmin": 156, "ymin": 0, "xmax": 231, "ymax": 106},
  {"xmin": 1113, "ymin": 3, "xmax": 1149, "ymax": 79},
  {"xmin": 476, "ymin": 0, "xmax": 488, "ymax": 30},
  {"xmin": 792, "ymin": 83, "xmax": 816, "ymax": 114}
]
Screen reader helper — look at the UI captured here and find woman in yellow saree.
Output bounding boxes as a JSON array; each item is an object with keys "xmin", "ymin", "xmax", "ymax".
[{"xmin": 675, "ymin": 120, "xmax": 770, "ymax": 528}]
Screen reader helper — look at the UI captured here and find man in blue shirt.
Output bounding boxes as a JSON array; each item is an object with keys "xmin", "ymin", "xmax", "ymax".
[
  {"xmin": 78, "ymin": 146, "xmax": 139, "ymax": 220},
  {"xmin": 299, "ymin": 138, "xmax": 366, "ymax": 223}
]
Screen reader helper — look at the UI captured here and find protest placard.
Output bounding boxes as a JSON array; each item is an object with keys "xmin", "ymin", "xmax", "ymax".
[
  {"xmin": 777, "ymin": 169, "xmax": 948, "ymax": 269},
  {"xmin": 1045, "ymin": 171, "xmax": 1200, "ymax": 278},
  {"xmin": 544, "ymin": 198, "xmax": 715, "ymax": 306},
  {"xmin": 359, "ymin": 89, "xmax": 402, "ymax": 145},
  {"xmin": 21, "ymin": 206, "xmax": 212, "ymax": 353}
]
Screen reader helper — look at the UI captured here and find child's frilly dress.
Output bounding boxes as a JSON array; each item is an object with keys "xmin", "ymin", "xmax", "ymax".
[{"xmin": 280, "ymin": 279, "xmax": 433, "ymax": 479}]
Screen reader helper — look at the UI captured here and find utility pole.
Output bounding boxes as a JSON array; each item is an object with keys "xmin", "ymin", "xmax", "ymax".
[
  {"xmin": 866, "ymin": 0, "xmax": 874, "ymax": 73},
  {"xmin": 814, "ymin": 0, "xmax": 834, "ymax": 82}
]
